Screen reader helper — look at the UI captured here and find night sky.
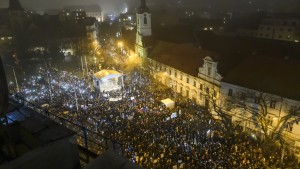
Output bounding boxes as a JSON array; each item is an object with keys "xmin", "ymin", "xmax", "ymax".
[
  {"xmin": 0, "ymin": 0, "xmax": 135, "ymax": 13},
  {"xmin": 0, "ymin": 0, "xmax": 299, "ymax": 14}
]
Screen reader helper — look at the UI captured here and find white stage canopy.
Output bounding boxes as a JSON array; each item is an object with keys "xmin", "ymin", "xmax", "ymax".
[
  {"xmin": 94, "ymin": 69, "xmax": 122, "ymax": 80},
  {"xmin": 161, "ymin": 98, "xmax": 175, "ymax": 109}
]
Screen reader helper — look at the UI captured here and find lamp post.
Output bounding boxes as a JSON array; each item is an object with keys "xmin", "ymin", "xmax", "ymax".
[{"xmin": 6, "ymin": 65, "xmax": 19, "ymax": 92}]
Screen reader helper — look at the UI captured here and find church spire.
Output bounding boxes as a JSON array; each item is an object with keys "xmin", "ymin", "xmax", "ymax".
[{"xmin": 138, "ymin": 0, "xmax": 150, "ymax": 14}]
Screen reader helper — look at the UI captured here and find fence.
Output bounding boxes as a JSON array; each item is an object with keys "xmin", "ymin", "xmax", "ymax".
[{"xmin": 11, "ymin": 94, "xmax": 125, "ymax": 158}]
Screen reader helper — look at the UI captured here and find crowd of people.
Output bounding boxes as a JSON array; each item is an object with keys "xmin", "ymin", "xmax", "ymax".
[{"xmin": 10, "ymin": 52, "xmax": 297, "ymax": 168}]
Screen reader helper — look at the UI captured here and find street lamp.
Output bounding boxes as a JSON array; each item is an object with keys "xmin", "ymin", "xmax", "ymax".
[
  {"xmin": 6, "ymin": 65, "xmax": 19, "ymax": 92},
  {"xmin": 117, "ymin": 41, "xmax": 123, "ymax": 48}
]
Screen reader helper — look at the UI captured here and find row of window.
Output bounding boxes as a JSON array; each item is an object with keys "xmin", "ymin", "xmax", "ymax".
[
  {"xmin": 167, "ymin": 69, "xmax": 198, "ymax": 87},
  {"xmin": 159, "ymin": 64, "xmax": 218, "ymax": 99},
  {"xmin": 228, "ymin": 89, "xmax": 276, "ymax": 109},
  {"xmin": 261, "ymin": 21, "xmax": 297, "ymax": 26},
  {"xmin": 258, "ymin": 33, "xmax": 292, "ymax": 39},
  {"xmin": 260, "ymin": 27, "xmax": 293, "ymax": 32}
]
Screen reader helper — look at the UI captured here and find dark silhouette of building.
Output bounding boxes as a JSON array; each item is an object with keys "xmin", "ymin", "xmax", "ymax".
[{"xmin": 8, "ymin": 0, "xmax": 26, "ymax": 32}]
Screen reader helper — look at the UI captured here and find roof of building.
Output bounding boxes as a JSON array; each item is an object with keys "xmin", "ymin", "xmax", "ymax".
[
  {"xmin": 84, "ymin": 149, "xmax": 142, "ymax": 169},
  {"xmin": 152, "ymin": 25, "xmax": 198, "ymax": 44},
  {"xmin": 5, "ymin": 99, "xmax": 76, "ymax": 144},
  {"xmin": 149, "ymin": 41, "xmax": 217, "ymax": 77},
  {"xmin": 8, "ymin": 0, "xmax": 24, "ymax": 11},
  {"xmin": 194, "ymin": 31, "xmax": 300, "ymax": 100},
  {"xmin": 147, "ymin": 29, "xmax": 300, "ymax": 100},
  {"xmin": 195, "ymin": 31, "xmax": 300, "ymax": 74},
  {"xmin": 94, "ymin": 69, "xmax": 122, "ymax": 80},
  {"xmin": 222, "ymin": 55, "xmax": 300, "ymax": 101},
  {"xmin": 138, "ymin": 0, "xmax": 150, "ymax": 14}
]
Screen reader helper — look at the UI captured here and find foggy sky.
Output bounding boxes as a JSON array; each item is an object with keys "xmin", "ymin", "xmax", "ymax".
[
  {"xmin": 0, "ymin": 0, "xmax": 138, "ymax": 14},
  {"xmin": 0, "ymin": 0, "xmax": 299, "ymax": 14}
]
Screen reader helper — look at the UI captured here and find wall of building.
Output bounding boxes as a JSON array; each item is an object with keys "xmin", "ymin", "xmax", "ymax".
[
  {"xmin": 256, "ymin": 19, "xmax": 300, "ymax": 42},
  {"xmin": 148, "ymin": 56, "xmax": 220, "ymax": 106},
  {"xmin": 221, "ymin": 82, "xmax": 300, "ymax": 150}
]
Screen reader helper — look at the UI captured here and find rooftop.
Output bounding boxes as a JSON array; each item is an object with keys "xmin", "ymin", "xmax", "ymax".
[
  {"xmin": 222, "ymin": 55, "xmax": 300, "ymax": 101},
  {"xmin": 8, "ymin": 0, "xmax": 24, "ymax": 11},
  {"xmin": 149, "ymin": 41, "xmax": 217, "ymax": 77}
]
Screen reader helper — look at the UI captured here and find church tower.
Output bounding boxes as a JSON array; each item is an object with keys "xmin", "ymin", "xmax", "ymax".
[{"xmin": 135, "ymin": 0, "xmax": 152, "ymax": 57}]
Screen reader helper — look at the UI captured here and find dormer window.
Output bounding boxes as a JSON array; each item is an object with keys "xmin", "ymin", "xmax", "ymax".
[
  {"xmin": 144, "ymin": 14, "xmax": 147, "ymax": 24},
  {"xmin": 207, "ymin": 63, "xmax": 212, "ymax": 76}
]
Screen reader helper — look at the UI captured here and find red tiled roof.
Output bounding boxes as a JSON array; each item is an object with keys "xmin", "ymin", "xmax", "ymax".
[
  {"xmin": 222, "ymin": 55, "xmax": 300, "ymax": 100},
  {"xmin": 149, "ymin": 41, "xmax": 217, "ymax": 77}
]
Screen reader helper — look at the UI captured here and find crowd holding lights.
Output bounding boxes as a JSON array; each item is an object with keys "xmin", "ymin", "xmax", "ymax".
[{"xmin": 10, "ymin": 46, "xmax": 299, "ymax": 168}]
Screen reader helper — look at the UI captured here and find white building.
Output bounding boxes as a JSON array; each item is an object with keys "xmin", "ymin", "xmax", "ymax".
[
  {"xmin": 133, "ymin": 0, "xmax": 300, "ymax": 155},
  {"xmin": 256, "ymin": 18, "xmax": 300, "ymax": 42}
]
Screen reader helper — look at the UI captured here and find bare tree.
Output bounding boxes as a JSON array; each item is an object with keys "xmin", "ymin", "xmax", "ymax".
[
  {"xmin": 205, "ymin": 91, "xmax": 237, "ymax": 136},
  {"xmin": 225, "ymin": 90, "xmax": 300, "ymax": 165}
]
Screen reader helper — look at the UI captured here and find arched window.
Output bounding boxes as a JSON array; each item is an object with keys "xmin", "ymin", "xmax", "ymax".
[{"xmin": 144, "ymin": 14, "xmax": 147, "ymax": 24}]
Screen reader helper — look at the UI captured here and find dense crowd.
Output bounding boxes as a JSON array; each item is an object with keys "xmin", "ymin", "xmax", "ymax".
[
  {"xmin": 11, "ymin": 65, "xmax": 284, "ymax": 169},
  {"xmin": 8, "ymin": 38, "xmax": 299, "ymax": 168}
]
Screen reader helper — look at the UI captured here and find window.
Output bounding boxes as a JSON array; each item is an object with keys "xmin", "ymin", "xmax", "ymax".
[
  {"xmin": 208, "ymin": 67, "xmax": 211, "ymax": 76},
  {"xmin": 186, "ymin": 90, "xmax": 189, "ymax": 97},
  {"xmin": 144, "ymin": 14, "xmax": 147, "ymax": 24},
  {"xmin": 254, "ymin": 96, "xmax": 260, "ymax": 104},
  {"xmin": 200, "ymin": 84, "xmax": 203, "ymax": 90},
  {"xmin": 207, "ymin": 63, "xmax": 212, "ymax": 76},
  {"xmin": 290, "ymin": 105, "xmax": 299, "ymax": 112},
  {"xmin": 96, "ymin": 80, "xmax": 99, "ymax": 86},
  {"xmin": 228, "ymin": 89, "xmax": 233, "ymax": 96},
  {"xmin": 180, "ymin": 75, "xmax": 183, "ymax": 80},
  {"xmin": 241, "ymin": 92, "xmax": 246, "ymax": 100},
  {"xmin": 270, "ymin": 100, "xmax": 276, "ymax": 109},
  {"xmin": 186, "ymin": 78, "xmax": 189, "ymax": 83},
  {"xmin": 278, "ymin": 35, "xmax": 282, "ymax": 39},
  {"xmin": 193, "ymin": 80, "xmax": 196, "ymax": 87},
  {"xmin": 214, "ymin": 90, "xmax": 217, "ymax": 97},
  {"xmin": 283, "ymin": 21, "xmax": 287, "ymax": 26},
  {"xmin": 169, "ymin": 69, "xmax": 171, "ymax": 75},
  {"xmin": 206, "ymin": 87, "xmax": 210, "ymax": 94},
  {"xmin": 175, "ymin": 72, "xmax": 177, "ymax": 78}
]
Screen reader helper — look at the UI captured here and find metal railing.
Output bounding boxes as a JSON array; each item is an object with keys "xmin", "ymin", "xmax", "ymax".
[{"xmin": 11, "ymin": 94, "xmax": 125, "ymax": 158}]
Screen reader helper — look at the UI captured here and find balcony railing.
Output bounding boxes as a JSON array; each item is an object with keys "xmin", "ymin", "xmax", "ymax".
[{"xmin": 10, "ymin": 94, "xmax": 125, "ymax": 157}]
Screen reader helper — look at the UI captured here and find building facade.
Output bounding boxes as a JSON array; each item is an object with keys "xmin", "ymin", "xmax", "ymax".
[
  {"xmin": 256, "ymin": 18, "xmax": 300, "ymax": 42},
  {"xmin": 134, "ymin": 0, "xmax": 300, "ymax": 156}
]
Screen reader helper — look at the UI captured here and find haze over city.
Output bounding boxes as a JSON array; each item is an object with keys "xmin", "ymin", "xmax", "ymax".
[
  {"xmin": 1, "ymin": 0, "xmax": 300, "ymax": 168},
  {"xmin": 0, "ymin": 0, "xmax": 299, "ymax": 14}
]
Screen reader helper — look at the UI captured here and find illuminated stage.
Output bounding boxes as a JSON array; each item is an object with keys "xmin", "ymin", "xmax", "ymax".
[{"xmin": 93, "ymin": 70, "xmax": 124, "ymax": 92}]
